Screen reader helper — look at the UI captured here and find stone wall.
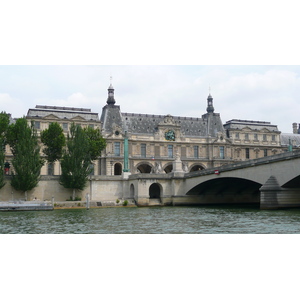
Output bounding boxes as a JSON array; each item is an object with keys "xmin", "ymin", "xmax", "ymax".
[{"xmin": 0, "ymin": 176, "xmax": 125, "ymax": 202}]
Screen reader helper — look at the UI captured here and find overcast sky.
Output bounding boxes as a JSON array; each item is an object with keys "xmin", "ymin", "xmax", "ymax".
[{"xmin": 0, "ymin": 65, "xmax": 299, "ymax": 133}]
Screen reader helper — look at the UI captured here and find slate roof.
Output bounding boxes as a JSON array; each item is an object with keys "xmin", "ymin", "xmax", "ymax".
[
  {"xmin": 100, "ymin": 108, "xmax": 225, "ymax": 138},
  {"xmin": 224, "ymin": 119, "xmax": 279, "ymax": 132},
  {"xmin": 281, "ymin": 133, "xmax": 300, "ymax": 147},
  {"xmin": 27, "ymin": 105, "xmax": 99, "ymax": 121}
]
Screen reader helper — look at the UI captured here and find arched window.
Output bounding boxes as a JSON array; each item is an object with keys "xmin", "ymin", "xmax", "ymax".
[
  {"xmin": 137, "ymin": 163, "xmax": 152, "ymax": 173},
  {"xmin": 164, "ymin": 164, "xmax": 173, "ymax": 173},
  {"xmin": 130, "ymin": 184, "xmax": 135, "ymax": 199},
  {"xmin": 47, "ymin": 163, "xmax": 54, "ymax": 175}
]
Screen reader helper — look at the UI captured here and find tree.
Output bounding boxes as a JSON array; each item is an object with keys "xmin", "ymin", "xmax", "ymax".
[
  {"xmin": 59, "ymin": 124, "xmax": 106, "ymax": 200},
  {"xmin": 6, "ymin": 117, "xmax": 44, "ymax": 200},
  {"xmin": 0, "ymin": 112, "xmax": 10, "ymax": 189},
  {"xmin": 41, "ymin": 122, "xmax": 66, "ymax": 173},
  {"xmin": 83, "ymin": 126, "xmax": 106, "ymax": 161}
]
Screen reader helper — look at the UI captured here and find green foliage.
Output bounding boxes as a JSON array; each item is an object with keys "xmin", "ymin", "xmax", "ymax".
[
  {"xmin": 123, "ymin": 200, "xmax": 128, "ymax": 206},
  {"xmin": 0, "ymin": 112, "xmax": 9, "ymax": 189},
  {"xmin": 41, "ymin": 122, "xmax": 66, "ymax": 163},
  {"xmin": 83, "ymin": 126, "xmax": 106, "ymax": 161},
  {"xmin": 66, "ymin": 196, "xmax": 82, "ymax": 201},
  {"xmin": 59, "ymin": 124, "xmax": 106, "ymax": 199},
  {"xmin": 59, "ymin": 124, "xmax": 92, "ymax": 196},
  {"xmin": 116, "ymin": 199, "xmax": 120, "ymax": 204},
  {"xmin": 6, "ymin": 117, "xmax": 44, "ymax": 194}
]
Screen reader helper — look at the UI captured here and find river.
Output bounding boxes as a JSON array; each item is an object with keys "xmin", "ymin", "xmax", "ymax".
[{"xmin": 1, "ymin": 205, "xmax": 300, "ymax": 233}]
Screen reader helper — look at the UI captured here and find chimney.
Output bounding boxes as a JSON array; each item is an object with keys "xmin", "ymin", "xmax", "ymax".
[{"xmin": 293, "ymin": 123, "xmax": 298, "ymax": 134}]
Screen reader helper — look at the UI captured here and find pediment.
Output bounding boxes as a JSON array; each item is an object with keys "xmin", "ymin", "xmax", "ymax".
[
  {"xmin": 241, "ymin": 126, "xmax": 252, "ymax": 131},
  {"xmin": 43, "ymin": 114, "xmax": 60, "ymax": 120},
  {"xmin": 70, "ymin": 115, "xmax": 86, "ymax": 121},
  {"xmin": 260, "ymin": 128, "xmax": 271, "ymax": 133}
]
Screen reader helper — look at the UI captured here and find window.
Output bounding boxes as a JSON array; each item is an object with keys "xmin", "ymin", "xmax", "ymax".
[
  {"xmin": 114, "ymin": 142, "xmax": 120, "ymax": 156},
  {"xmin": 264, "ymin": 149, "xmax": 268, "ymax": 157},
  {"xmin": 272, "ymin": 135, "xmax": 276, "ymax": 142},
  {"xmin": 220, "ymin": 146, "xmax": 225, "ymax": 159},
  {"xmin": 168, "ymin": 145, "xmax": 173, "ymax": 158},
  {"xmin": 245, "ymin": 133, "xmax": 249, "ymax": 140},
  {"xmin": 194, "ymin": 146, "xmax": 199, "ymax": 158},
  {"xmin": 141, "ymin": 143, "xmax": 146, "ymax": 158},
  {"xmin": 155, "ymin": 145, "xmax": 160, "ymax": 157},
  {"xmin": 34, "ymin": 121, "xmax": 40, "ymax": 130},
  {"xmin": 235, "ymin": 133, "xmax": 240, "ymax": 139},
  {"xmin": 246, "ymin": 148, "xmax": 250, "ymax": 159},
  {"xmin": 89, "ymin": 124, "xmax": 94, "ymax": 129},
  {"xmin": 263, "ymin": 134, "xmax": 267, "ymax": 141},
  {"xmin": 62, "ymin": 123, "xmax": 68, "ymax": 131},
  {"xmin": 254, "ymin": 133, "xmax": 258, "ymax": 140}
]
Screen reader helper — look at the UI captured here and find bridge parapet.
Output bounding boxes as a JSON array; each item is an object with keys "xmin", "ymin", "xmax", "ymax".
[{"xmin": 184, "ymin": 150, "xmax": 300, "ymax": 178}]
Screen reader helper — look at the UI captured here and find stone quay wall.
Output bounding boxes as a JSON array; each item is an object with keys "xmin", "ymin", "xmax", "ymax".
[{"xmin": 0, "ymin": 176, "xmax": 125, "ymax": 203}]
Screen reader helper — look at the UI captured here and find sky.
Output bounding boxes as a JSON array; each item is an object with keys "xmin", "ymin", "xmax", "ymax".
[
  {"xmin": 2, "ymin": 1, "xmax": 300, "ymax": 297},
  {"xmin": 0, "ymin": 65, "xmax": 299, "ymax": 133}
]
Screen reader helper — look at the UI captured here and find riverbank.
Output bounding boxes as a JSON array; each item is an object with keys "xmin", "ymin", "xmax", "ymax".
[{"xmin": 53, "ymin": 200, "xmax": 137, "ymax": 209}]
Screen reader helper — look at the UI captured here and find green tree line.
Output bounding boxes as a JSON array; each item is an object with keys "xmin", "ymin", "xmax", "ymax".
[{"xmin": 0, "ymin": 112, "xmax": 106, "ymax": 200}]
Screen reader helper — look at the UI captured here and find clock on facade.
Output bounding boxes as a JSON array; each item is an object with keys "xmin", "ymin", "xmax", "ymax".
[{"xmin": 165, "ymin": 130, "xmax": 175, "ymax": 141}]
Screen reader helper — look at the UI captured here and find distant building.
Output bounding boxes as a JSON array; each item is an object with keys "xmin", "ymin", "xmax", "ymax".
[{"xmin": 5, "ymin": 83, "xmax": 295, "ymax": 176}]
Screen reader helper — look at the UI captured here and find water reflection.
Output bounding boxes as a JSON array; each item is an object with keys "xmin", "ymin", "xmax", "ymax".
[{"xmin": 1, "ymin": 205, "xmax": 300, "ymax": 234}]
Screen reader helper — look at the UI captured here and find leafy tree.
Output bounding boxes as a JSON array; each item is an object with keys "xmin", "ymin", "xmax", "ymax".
[
  {"xmin": 6, "ymin": 117, "xmax": 44, "ymax": 200},
  {"xmin": 59, "ymin": 124, "xmax": 106, "ymax": 200},
  {"xmin": 0, "ymin": 112, "xmax": 10, "ymax": 189},
  {"xmin": 41, "ymin": 122, "xmax": 66, "ymax": 170},
  {"xmin": 83, "ymin": 126, "xmax": 106, "ymax": 161}
]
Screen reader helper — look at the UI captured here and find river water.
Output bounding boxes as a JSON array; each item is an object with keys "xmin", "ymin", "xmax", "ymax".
[{"xmin": 1, "ymin": 205, "xmax": 300, "ymax": 233}]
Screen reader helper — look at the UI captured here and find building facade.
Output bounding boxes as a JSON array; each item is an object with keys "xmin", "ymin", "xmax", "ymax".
[
  {"xmin": 8, "ymin": 83, "xmax": 296, "ymax": 177},
  {"xmin": 98, "ymin": 84, "xmax": 286, "ymax": 176}
]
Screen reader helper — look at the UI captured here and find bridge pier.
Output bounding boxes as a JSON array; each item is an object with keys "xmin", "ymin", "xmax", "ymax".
[{"xmin": 260, "ymin": 176, "xmax": 300, "ymax": 209}]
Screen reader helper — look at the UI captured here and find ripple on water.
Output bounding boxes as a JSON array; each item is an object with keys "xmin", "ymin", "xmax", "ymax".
[{"xmin": 1, "ymin": 206, "xmax": 300, "ymax": 234}]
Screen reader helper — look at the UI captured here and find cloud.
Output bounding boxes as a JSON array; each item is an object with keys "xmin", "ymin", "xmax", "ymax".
[{"xmin": 0, "ymin": 93, "xmax": 28, "ymax": 118}]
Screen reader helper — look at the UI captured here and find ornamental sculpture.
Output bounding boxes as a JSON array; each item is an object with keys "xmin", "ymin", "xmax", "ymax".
[{"xmin": 165, "ymin": 130, "xmax": 175, "ymax": 141}]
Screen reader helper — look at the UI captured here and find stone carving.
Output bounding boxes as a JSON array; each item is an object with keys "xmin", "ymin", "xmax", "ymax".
[{"xmin": 165, "ymin": 129, "xmax": 175, "ymax": 141}]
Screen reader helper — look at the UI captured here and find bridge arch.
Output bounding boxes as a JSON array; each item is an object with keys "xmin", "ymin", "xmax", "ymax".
[
  {"xmin": 186, "ymin": 177, "xmax": 262, "ymax": 205},
  {"xmin": 282, "ymin": 175, "xmax": 300, "ymax": 188}
]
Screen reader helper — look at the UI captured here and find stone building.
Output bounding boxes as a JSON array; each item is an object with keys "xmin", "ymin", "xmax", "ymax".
[
  {"xmin": 12, "ymin": 83, "xmax": 291, "ymax": 177},
  {"xmin": 26, "ymin": 105, "xmax": 102, "ymax": 175},
  {"xmin": 98, "ymin": 84, "xmax": 284, "ymax": 176}
]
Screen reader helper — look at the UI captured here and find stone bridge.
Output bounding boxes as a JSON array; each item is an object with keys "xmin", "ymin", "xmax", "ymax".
[{"xmin": 126, "ymin": 150, "xmax": 300, "ymax": 209}]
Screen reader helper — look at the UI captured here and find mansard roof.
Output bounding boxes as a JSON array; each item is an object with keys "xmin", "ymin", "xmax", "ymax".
[
  {"xmin": 120, "ymin": 112, "xmax": 225, "ymax": 137},
  {"xmin": 27, "ymin": 105, "xmax": 100, "ymax": 122},
  {"xmin": 281, "ymin": 133, "xmax": 300, "ymax": 147},
  {"xmin": 224, "ymin": 119, "xmax": 280, "ymax": 133}
]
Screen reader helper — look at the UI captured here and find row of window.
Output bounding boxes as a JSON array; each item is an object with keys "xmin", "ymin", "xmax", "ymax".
[
  {"xmin": 34, "ymin": 121, "xmax": 96, "ymax": 130},
  {"xmin": 235, "ymin": 133, "xmax": 276, "ymax": 142},
  {"xmin": 113, "ymin": 143, "xmax": 273, "ymax": 160}
]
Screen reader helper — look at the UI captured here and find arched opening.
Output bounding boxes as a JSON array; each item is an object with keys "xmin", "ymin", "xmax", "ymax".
[
  {"xmin": 190, "ymin": 164, "xmax": 205, "ymax": 172},
  {"xmin": 164, "ymin": 164, "xmax": 173, "ymax": 173},
  {"xmin": 114, "ymin": 163, "xmax": 122, "ymax": 175},
  {"xmin": 47, "ymin": 163, "xmax": 54, "ymax": 175},
  {"xmin": 149, "ymin": 183, "xmax": 161, "ymax": 199},
  {"xmin": 186, "ymin": 177, "xmax": 261, "ymax": 206},
  {"xmin": 130, "ymin": 184, "xmax": 135, "ymax": 199},
  {"xmin": 137, "ymin": 163, "xmax": 152, "ymax": 173}
]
